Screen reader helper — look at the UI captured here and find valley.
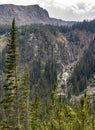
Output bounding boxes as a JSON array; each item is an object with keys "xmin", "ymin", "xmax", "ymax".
[
  {"xmin": 0, "ymin": 21, "xmax": 95, "ymax": 103},
  {"xmin": 0, "ymin": 4, "xmax": 95, "ymax": 129}
]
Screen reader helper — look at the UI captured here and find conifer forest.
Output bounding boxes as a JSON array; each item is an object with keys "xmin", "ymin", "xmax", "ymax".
[{"xmin": 0, "ymin": 17, "xmax": 94, "ymax": 130}]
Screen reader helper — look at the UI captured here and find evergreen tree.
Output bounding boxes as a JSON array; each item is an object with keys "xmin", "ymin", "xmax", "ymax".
[
  {"xmin": 64, "ymin": 103, "xmax": 77, "ymax": 130},
  {"xmin": 1, "ymin": 18, "xmax": 20, "ymax": 130},
  {"xmin": 19, "ymin": 65, "xmax": 30, "ymax": 130},
  {"xmin": 45, "ymin": 58, "xmax": 57, "ymax": 85},
  {"xmin": 44, "ymin": 84, "xmax": 58, "ymax": 130},
  {"xmin": 56, "ymin": 95, "xmax": 65, "ymax": 130},
  {"xmin": 30, "ymin": 96, "xmax": 42, "ymax": 130},
  {"xmin": 76, "ymin": 93, "xmax": 90, "ymax": 130},
  {"xmin": 31, "ymin": 57, "xmax": 41, "ymax": 85}
]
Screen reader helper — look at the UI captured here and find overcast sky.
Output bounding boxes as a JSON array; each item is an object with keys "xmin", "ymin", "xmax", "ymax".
[{"xmin": 0, "ymin": 0, "xmax": 95, "ymax": 21}]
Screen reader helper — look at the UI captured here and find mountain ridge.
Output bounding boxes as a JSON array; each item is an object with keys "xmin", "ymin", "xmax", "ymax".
[{"xmin": 0, "ymin": 4, "xmax": 75, "ymax": 26}]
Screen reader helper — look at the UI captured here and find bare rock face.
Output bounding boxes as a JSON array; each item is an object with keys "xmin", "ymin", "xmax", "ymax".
[
  {"xmin": 0, "ymin": 4, "xmax": 74, "ymax": 26},
  {"xmin": 0, "ymin": 4, "xmax": 51, "ymax": 26}
]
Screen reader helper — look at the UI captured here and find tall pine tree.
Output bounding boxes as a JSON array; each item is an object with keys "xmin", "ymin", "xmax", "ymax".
[{"xmin": 1, "ymin": 18, "xmax": 20, "ymax": 130}]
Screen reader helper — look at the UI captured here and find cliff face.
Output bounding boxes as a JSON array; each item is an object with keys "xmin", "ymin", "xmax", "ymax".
[
  {"xmin": 0, "ymin": 4, "xmax": 50, "ymax": 25},
  {"xmin": 0, "ymin": 4, "xmax": 74, "ymax": 26}
]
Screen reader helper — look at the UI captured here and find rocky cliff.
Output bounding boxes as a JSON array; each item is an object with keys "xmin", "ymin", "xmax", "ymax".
[{"xmin": 0, "ymin": 4, "xmax": 74, "ymax": 26}]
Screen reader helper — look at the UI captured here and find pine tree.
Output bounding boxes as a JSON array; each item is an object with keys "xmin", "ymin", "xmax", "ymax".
[
  {"xmin": 45, "ymin": 58, "xmax": 57, "ymax": 85},
  {"xmin": 44, "ymin": 84, "xmax": 58, "ymax": 130},
  {"xmin": 1, "ymin": 18, "xmax": 20, "ymax": 130},
  {"xmin": 76, "ymin": 92, "xmax": 90, "ymax": 130},
  {"xmin": 64, "ymin": 103, "xmax": 77, "ymax": 130},
  {"xmin": 30, "ymin": 96, "xmax": 42, "ymax": 130},
  {"xmin": 56, "ymin": 95, "xmax": 65, "ymax": 130},
  {"xmin": 19, "ymin": 65, "xmax": 30, "ymax": 130}
]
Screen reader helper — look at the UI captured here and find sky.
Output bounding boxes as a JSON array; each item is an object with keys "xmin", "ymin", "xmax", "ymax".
[{"xmin": 0, "ymin": 0, "xmax": 95, "ymax": 21}]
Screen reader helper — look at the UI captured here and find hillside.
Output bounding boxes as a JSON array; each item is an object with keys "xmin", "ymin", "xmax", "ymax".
[
  {"xmin": 68, "ymin": 37, "xmax": 95, "ymax": 103},
  {"xmin": 0, "ymin": 21, "xmax": 95, "ymax": 102}
]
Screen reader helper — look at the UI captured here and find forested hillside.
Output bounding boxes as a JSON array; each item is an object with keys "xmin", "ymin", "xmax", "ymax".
[
  {"xmin": 1, "ymin": 20, "xmax": 95, "ymax": 100},
  {"xmin": 0, "ymin": 24, "xmax": 71, "ymax": 101},
  {"xmin": 69, "ymin": 39, "xmax": 95, "ymax": 95},
  {"xmin": 0, "ymin": 19, "xmax": 95, "ymax": 129}
]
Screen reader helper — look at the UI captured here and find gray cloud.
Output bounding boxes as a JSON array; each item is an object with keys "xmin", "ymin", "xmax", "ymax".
[
  {"xmin": 76, "ymin": 2, "xmax": 87, "ymax": 10},
  {"xmin": 45, "ymin": 6, "xmax": 78, "ymax": 21},
  {"xmin": 42, "ymin": 1, "xmax": 95, "ymax": 21}
]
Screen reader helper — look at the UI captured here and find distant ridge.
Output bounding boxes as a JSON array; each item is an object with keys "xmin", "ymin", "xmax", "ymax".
[{"xmin": 0, "ymin": 4, "xmax": 75, "ymax": 26}]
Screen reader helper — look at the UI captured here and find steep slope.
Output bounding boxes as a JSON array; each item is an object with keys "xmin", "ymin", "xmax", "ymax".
[
  {"xmin": 65, "ymin": 20, "xmax": 95, "ymax": 105},
  {"xmin": 0, "ymin": 4, "xmax": 51, "ymax": 25},
  {"xmin": 0, "ymin": 35, "xmax": 7, "ymax": 53},
  {"xmin": 69, "ymin": 39, "xmax": 95, "ymax": 95},
  {"xmin": 55, "ymin": 21, "xmax": 95, "ymax": 100},
  {"xmin": 0, "ymin": 4, "xmax": 74, "ymax": 26}
]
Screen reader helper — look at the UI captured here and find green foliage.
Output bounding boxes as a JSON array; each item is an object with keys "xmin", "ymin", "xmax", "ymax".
[
  {"xmin": 72, "ymin": 20, "xmax": 95, "ymax": 33},
  {"xmin": 30, "ymin": 96, "xmax": 42, "ymax": 130},
  {"xmin": 1, "ymin": 18, "xmax": 19, "ymax": 129},
  {"xmin": 19, "ymin": 65, "xmax": 30, "ymax": 130},
  {"xmin": 31, "ymin": 58, "xmax": 41, "ymax": 84},
  {"xmin": 0, "ymin": 20, "xmax": 95, "ymax": 130},
  {"xmin": 58, "ymin": 25, "xmax": 71, "ymax": 34},
  {"xmin": 45, "ymin": 58, "xmax": 57, "ymax": 85},
  {"xmin": 75, "ymin": 93, "xmax": 91, "ymax": 130},
  {"xmin": 0, "ymin": 25, "xmax": 11, "ymax": 35},
  {"xmin": 20, "ymin": 24, "xmax": 58, "ymax": 37},
  {"xmin": 42, "ymin": 90, "xmax": 94, "ymax": 130},
  {"xmin": 0, "ymin": 19, "xmax": 30, "ymax": 130},
  {"xmin": 69, "ymin": 39, "xmax": 95, "ymax": 95}
]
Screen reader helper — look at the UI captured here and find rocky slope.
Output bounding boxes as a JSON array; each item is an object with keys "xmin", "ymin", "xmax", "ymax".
[
  {"xmin": 0, "ymin": 35, "xmax": 7, "ymax": 54},
  {"xmin": 0, "ymin": 4, "xmax": 74, "ymax": 26}
]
